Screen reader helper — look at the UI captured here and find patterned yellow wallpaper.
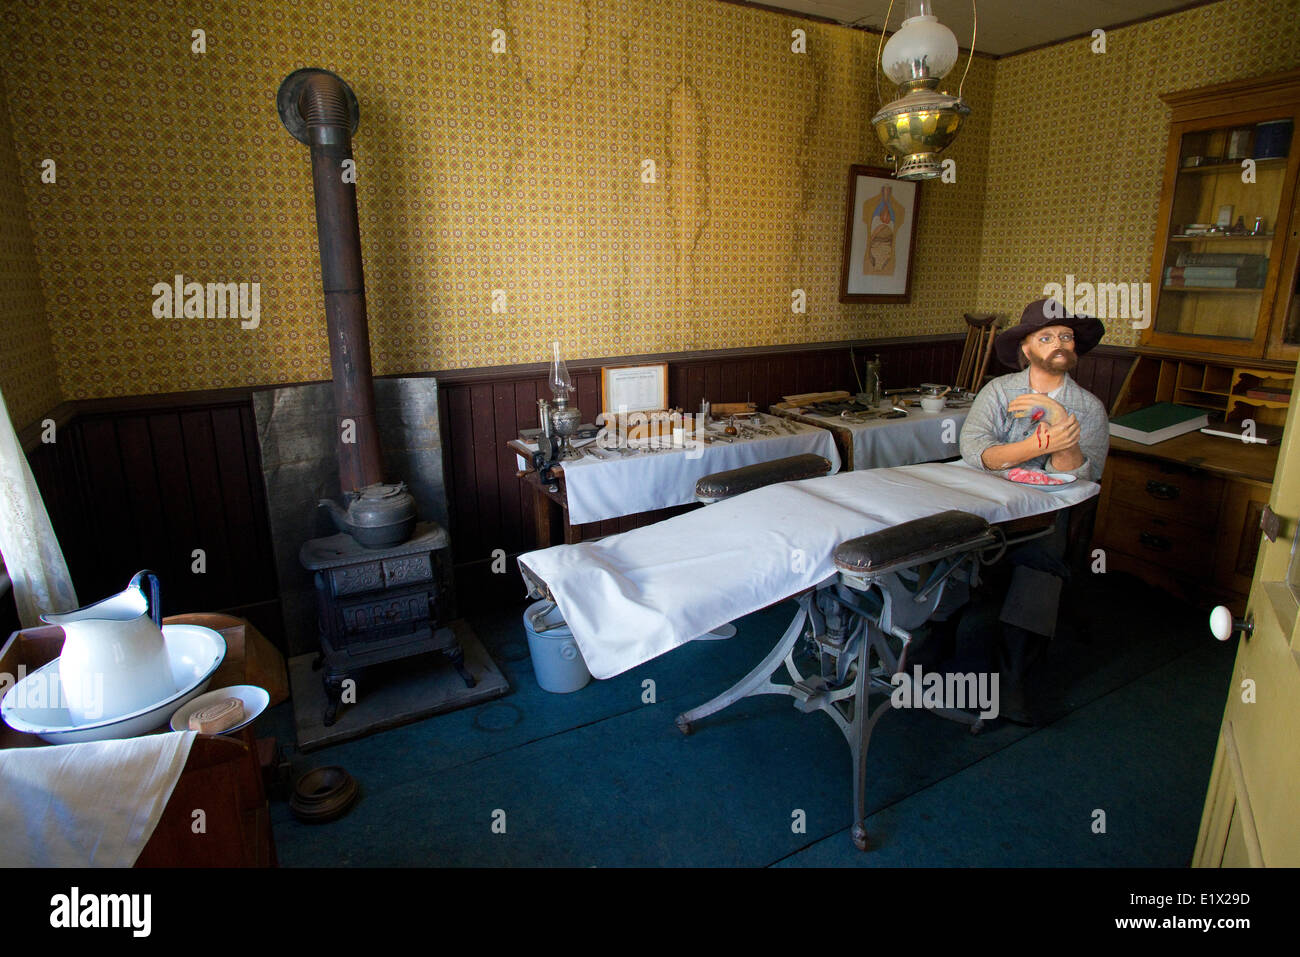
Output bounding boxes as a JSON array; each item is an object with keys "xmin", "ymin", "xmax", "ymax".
[
  {"xmin": 976, "ymin": 0, "xmax": 1300, "ymax": 350},
  {"xmin": 0, "ymin": 0, "xmax": 994, "ymax": 402},
  {"xmin": 0, "ymin": 71, "xmax": 59, "ymax": 431},
  {"xmin": 5, "ymin": 0, "xmax": 1289, "ymax": 410}
]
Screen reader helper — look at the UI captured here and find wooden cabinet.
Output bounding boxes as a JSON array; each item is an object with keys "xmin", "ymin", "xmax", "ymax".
[
  {"xmin": 1095, "ymin": 351, "xmax": 1281, "ymax": 610},
  {"xmin": 1094, "ymin": 446, "xmax": 1270, "ymax": 610},
  {"xmin": 1098, "ymin": 70, "xmax": 1300, "ymax": 607},
  {"xmin": 1143, "ymin": 69, "xmax": 1300, "ymax": 361}
]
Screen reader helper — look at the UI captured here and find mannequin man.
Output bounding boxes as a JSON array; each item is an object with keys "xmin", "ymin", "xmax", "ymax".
[
  {"xmin": 964, "ymin": 298, "xmax": 1108, "ymax": 723},
  {"xmin": 899, "ymin": 298, "xmax": 1108, "ymax": 725}
]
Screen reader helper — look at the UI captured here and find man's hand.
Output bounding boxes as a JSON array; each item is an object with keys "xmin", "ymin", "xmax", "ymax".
[
  {"xmin": 1008, "ymin": 393, "xmax": 1068, "ymax": 426},
  {"xmin": 1003, "ymin": 395, "xmax": 1066, "ymax": 426},
  {"xmin": 1035, "ymin": 413, "xmax": 1080, "ymax": 453}
]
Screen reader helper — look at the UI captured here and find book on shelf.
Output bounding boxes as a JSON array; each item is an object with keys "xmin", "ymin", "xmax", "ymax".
[
  {"xmin": 1199, "ymin": 417, "xmax": 1284, "ymax": 445},
  {"xmin": 1109, "ymin": 402, "xmax": 1210, "ymax": 445},
  {"xmin": 1163, "ymin": 277, "xmax": 1244, "ymax": 288},
  {"xmin": 1173, "ymin": 252, "xmax": 1268, "ymax": 268},
  {"xmin": 1163, "ymin": 267, "xmax": 1266, "ymax": 289},
  {"xmin": 1244, "ymin": 388, "xmax": 1292, "ymax": 402}
]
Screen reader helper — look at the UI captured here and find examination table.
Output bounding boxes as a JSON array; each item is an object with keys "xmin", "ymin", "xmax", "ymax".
[{"xmin": 518, "ymin": 458, "xmax": 1099, "ymax": 849}]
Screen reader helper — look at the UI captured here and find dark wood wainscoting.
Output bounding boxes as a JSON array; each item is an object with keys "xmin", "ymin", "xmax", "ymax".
[
  {"xmin": 22, "ymin": 399, "xmax": 282, "ymax": 644},
  {"xmin": 1069, "ymin": 345, "xmax": 1133, "ymax": 415},
  {"xmin": 14, "ymin": 339, "xmax": 1134, "ymax": 649},
  {"xmin": 439, "ymin": 336, "xmax": 972, "ymax": 561}
]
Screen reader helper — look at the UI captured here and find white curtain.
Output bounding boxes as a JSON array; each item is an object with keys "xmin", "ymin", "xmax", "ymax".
[{"xmin": 0, "ymin": 385, "xmax": 78, "ymax": 626}]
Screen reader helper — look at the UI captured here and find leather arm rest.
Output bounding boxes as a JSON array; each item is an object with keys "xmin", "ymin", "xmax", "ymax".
[
  {"xmin": 834, "ymin": 510, "xmax": 994, "ymax": 579},
  {"xmin": 695, "ymin": 453, "xmax": 833, "ymax": 503}
]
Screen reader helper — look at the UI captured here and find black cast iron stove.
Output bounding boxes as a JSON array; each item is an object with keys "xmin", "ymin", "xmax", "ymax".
[
  {"xmin": 276, "ymin": 67, "xmax": 504, "ymax": 733},
  {"xmin": 300, "ymin": 523, "xmax": 471, "ymax": 726}
]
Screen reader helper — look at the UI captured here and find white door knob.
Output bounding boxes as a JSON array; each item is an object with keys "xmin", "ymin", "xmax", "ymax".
[{"xmin": 1209, "ymin": 606, "xmax": 1253, "ymax": 642}]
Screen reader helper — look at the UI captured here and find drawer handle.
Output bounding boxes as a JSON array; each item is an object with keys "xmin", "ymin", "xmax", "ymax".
[
  {"xmin": 1145, "ymin": 480, "xmax": 1180, "ymax": 501},
  {"xmin": 1139, "ymin": 532, "xmax": 1172, "ymax": 552}
]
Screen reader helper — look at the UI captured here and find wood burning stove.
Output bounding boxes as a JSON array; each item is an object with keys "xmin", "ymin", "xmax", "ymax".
[
  {"xmin": 301, "ymin": 524, "xmax": 470, "ymax": 726},
  {"xmin": 275, "ymin": 68, "xmax": 505, "ymax": 734}
]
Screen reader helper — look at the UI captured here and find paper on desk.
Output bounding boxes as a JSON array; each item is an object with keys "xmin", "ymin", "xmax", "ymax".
[{"xmin": 518, "ymin": 461, "xmax": 1098, "ymax": 679}]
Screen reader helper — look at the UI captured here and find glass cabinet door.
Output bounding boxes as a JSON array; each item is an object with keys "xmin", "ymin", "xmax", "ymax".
[{"xmin": 1153, "ymin": 117, "xmax": 1293, "ymax": 348}]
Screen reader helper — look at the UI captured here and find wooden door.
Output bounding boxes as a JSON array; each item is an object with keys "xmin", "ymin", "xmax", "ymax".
[{"xmin": 1194, "ymin": 373, "xmax": 1300, "ymax": 866}]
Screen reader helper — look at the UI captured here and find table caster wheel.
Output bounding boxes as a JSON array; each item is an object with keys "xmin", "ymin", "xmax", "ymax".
[
  {"xmin": 675, "ymin": 715, "xmax": 693, "ymax": 735},
  {"xmin": 851, "ymin": 823, "xmax": 869, "ymax": 851}
]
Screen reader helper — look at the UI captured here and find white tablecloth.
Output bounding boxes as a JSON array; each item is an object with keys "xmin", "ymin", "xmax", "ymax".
[
  {"xmin": 518, "ymin": 461, "xmax": 1099, "ymax": 679},
  {"xmin": 798, "ymin": 407, "xmax": 970, "ymax": 470},
  {"xmin": 550, "ymin": 415, "xmax": 841, "ymax": 525}
]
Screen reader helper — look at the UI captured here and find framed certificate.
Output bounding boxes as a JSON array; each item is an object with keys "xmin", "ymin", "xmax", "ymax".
[{"xmin": 601, "ymin": 363, "xmax": 668, "ymax": 415}]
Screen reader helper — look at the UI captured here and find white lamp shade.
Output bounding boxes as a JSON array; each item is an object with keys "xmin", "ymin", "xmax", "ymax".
[{"xmin": 882, "ymin": 12, "xmax": 959, "ymax": 84}]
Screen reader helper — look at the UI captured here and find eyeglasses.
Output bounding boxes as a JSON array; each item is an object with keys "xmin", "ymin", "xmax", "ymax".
[{"xmin": 1035, "ymin": 333, "xmax": 1075, "ymax": 346}]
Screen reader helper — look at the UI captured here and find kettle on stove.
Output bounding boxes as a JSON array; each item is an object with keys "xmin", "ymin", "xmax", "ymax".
[{"xmin": 319, "ymin": 481, "xmax": 418, "ymax": 548}]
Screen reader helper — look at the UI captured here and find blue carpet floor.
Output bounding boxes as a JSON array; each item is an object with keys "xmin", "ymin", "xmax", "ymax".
[{"xmin": 265, "ymin": 571, "xmax": 1235, "ymax": 867}]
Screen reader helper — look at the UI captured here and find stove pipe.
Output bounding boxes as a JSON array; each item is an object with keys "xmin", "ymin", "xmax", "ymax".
[{"xmin": 276, "ymin": 68, "xmax": 383, "ymax": 494}]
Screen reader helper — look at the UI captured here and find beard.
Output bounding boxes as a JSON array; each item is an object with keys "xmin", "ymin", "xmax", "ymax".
[{"xmin": 1028, "ymin": 349, "xmax": 1077, "ymax": 373}]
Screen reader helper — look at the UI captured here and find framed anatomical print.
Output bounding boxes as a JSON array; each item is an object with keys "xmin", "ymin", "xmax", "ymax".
[{"xmin": 838, "ymin": 165, "xmax": 921, "ymax": 303}]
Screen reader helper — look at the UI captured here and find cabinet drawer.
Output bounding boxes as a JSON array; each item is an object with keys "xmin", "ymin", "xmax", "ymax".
[
  {"xmin": 1103, "ymin": 502, "xmax": 1217, "ymax": 578},
  {"xmin": 1107, "ymin": 456, "xmax": 1223, "ymax": 528}
]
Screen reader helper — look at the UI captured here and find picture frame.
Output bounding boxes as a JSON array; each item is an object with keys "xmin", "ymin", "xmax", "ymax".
[
  {"xmin": 838, "ymin": 165, "xmax": 921, "ymax": 303},
  {"xmin": 600, "ymin": 362, "xmax": 668, "ymax": 415}
]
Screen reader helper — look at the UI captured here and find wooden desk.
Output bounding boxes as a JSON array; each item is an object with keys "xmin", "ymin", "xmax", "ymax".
[
  {"xmin": 1094, "ymin": 431, "xmax": 1279, "ymax": 609},
  {"xmin": 1106, "ymin": 430, "xmax": 1279, "ymax": 484},
  {"xmin": 516, "ymin": 462, "xmax": 699, "ymax": 548},
  {"xmin": 511, "ymin": 419, "xmax": 839, "ymax": 547}
]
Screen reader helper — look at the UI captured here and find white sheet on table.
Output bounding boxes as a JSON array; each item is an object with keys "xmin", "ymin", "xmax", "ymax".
[
  {"xmin": 517, "ymin": 461, "xmax": 1098, "ymax": 679},
  {"xmin": 805, "ymin": 408, "xmax": 969, "ymax": 470},
  {"xmin": 559, "ymin": 420, "xmax": 840, "ymax": 524},
  {"xmin": 0, "ymin": 730, "xmax": 196, "ymax": 867}
]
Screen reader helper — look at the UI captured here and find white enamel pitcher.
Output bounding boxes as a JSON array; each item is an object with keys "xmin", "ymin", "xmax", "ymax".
[{"xmin": 41, "ymin": 570, "xmax": 177, "ymax": 723}]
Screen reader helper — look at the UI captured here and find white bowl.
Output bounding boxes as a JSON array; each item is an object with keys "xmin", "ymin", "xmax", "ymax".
[
  {"xmin": 0, "ymin": 625, "xmax": 226, "ymax": 744},
  {"xmin": 170, "ymin": 684, "xmax": 270, "ymax": 735},
  {"xmin": 920, "ymin": 396, "xmax": 946, "ymax": 413}
]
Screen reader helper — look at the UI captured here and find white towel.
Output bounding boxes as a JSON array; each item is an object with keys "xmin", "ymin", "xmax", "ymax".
[{"xmin": 0, "ymin": 731, "xmax": 196, "ymax": 867}]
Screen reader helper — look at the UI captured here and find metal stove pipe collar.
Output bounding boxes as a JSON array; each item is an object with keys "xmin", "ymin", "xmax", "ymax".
[{"xmin": 276, "ymin": 67, "xmax": 360, "ymax": 146}]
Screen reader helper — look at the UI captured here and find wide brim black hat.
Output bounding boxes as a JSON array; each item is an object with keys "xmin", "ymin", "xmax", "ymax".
[{"xmin": 995, "ymin": 298, "xmax": 1105, "ymax": 368}]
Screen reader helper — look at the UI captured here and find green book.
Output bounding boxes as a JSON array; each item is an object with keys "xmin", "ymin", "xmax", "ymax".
[{"xmin": 1109, "ymin": 403, "xmax": 1210, "ymax": 445}]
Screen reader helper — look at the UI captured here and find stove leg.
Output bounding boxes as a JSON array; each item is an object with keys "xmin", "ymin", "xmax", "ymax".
[
  {"xmin": 322, "ymin": 673, "xmax": 345, "ymax": 726},
  {"xmin": 448, "ymin": 647, "xmax": 477, "ymax": 688}
]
